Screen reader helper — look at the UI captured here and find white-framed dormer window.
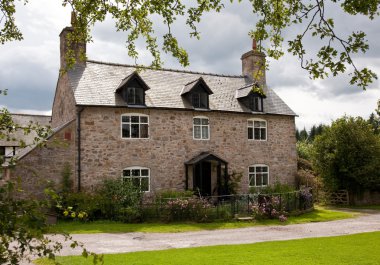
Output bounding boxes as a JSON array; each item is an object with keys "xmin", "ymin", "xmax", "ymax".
[
  {"xmin": 249, "ymin": 165, "xmax": 269, "ymax": 187},
  {"xmin": 248, "ymin": 118, "xmax": 267, "ymax": 141},
  {"xmin": 122, "ymin": 166, "xmax": 150, "ymax": 192},
  {"xmin": 121, "ymin": 114, "xmax": 149, "ymax": 139},
  {"xmin": 193, "ymin": 116, "xmax": 209, "ymax": 140},
  {"xmin": 126, "ymin": 87, "xmax": 144, "ymax": 105}
]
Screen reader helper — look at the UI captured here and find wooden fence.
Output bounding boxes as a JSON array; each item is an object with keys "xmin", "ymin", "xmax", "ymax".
[{"xmin": 321, "ymin": 190, "xmax": 349, "ymax": 205}]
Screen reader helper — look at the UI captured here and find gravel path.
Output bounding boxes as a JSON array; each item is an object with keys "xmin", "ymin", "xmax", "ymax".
[{"xmin": 53, "ymin": 210, "xmax": 380, "ymax": 256}]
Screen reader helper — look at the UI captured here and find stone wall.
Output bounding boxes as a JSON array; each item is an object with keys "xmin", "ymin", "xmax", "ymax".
[
  {"xmin": 51, "ymin": 74, "xmax": 77, "ymax": 128},
  {"xmin": 78, "ymin": 107, "xmax": 297, "ymax": 194},
  {"xmin": 5, "ymin": 121, "xmax": 76, "ymax": 199}
]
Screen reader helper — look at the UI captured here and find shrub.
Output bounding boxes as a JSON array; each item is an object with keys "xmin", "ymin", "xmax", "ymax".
[
  {"xmin": 249, "ymin": 182, "xmax": 295, "ymax": 194},
  {"xmin": 156, "ymin": 190, "xmax": 194, "ymax": 200},
  {"xmin": 164, "ymin": 197, "xmax": 212, "ymax": 222},
  {"xmin": 299, "ymin": 187, "xmax": 313, "ymax": 210},
  {"xmin": 58, "ymin": 192, "xmax": 102, "ymax": 221},
  {"xmin": 250, "ymin": 195, "xmax": 288, "ymax": 222},
  {"xmin": 99, "ymin": 179, "xmax": 143, "ymax": 223}
]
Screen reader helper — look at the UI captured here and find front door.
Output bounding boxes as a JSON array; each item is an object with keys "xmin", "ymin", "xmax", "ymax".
[{"xmin": 194, "ymin": 161, "xmax": 212, "ymax": 196}]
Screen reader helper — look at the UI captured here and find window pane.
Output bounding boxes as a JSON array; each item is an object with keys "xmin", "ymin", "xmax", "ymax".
[
  {"xmin": 254, "ymin": 121, "xmax": 260, "ymax": 127},
  {"xmin": 131, "ymin": 116, "xmax": 139, "ymax": 123},
  {"xmin": 122, "ymin": 116, "xmax": 130, "ymax": 123},
  {"xmin": 127, "ymin": 87, "xmax": 135, "ymax": 104},
  {"xmin": 247, "ymin": 120, "xmax": 253, "ymax": 126},
  {"xmin": 122, "ymin": 124, "xmax": 130, "ymax": 138},
  {"xmin": 256, "ymin": 174, "xmax": 262, "ymax": 186},
  {"xmin": 132, "ymin": 177, "xmax": 140, "ymax": 187},
  {"xmin": 260, "ymin": 121, "xmax": 266, "ymax": 127},
  {"xmin": 260, "ymin": 128, "xmax": 266, "ymax": 140},
  {"xmin": 249, "ymin": 167, "xmax": 255, "ymax": 173},
  {"xmin": 123, "ymin": 170, "xmax": 130, "ymax": 176},
  {"xmin": 202, "ymin": 126, "xmax": 209, "ymax": 139},
  {"xmin": 262, "ymin": 166, "xmax": 268, "ymax": 172},
  {"xmin": 141, "ymin": 169, "xmax": 149, "ymax": 176},
  {"xmin": 192, "ymin": 93, "xmax": 200, "ymax": 108},
  {"xmin": 249, "ymin": 174, "xmax": 255, "ymax": 186},
  {"xmin": 257, "ymin": 99, "xmax": 262, "ymax": 111},
  {"xmin": 140, "ymin": 124, "xmax": 148, "ymax": 138},
  {"xmin": 200, "ymin": 93, "xmax": 208, "ymax": 108},
  {"xmin": 194, "ymin": 126, "xmax": 201, "ymax": 139},
  {"xmin": 201, "ymin": 118, "xmax": 209, "ymax": 125},
  {"xmin": 262, "ymin": 174, "xmax": 268, "ymax": 186},
  {"xmin": 140, "ymin": 116, "xmax": 148, "ymax": 123},
  {"xmin": 256, "ymin": 167, "xmax": 262, "ymax": 173},
  {"xmin": 135, "ymin": 88, "xmax": 144, "ymax": 105},
  {"xmin": 194, "ymin": 118, "xmax": 201, "ymax": 125},
  {"xmin": 248, "ymin": 127, "xmax": 253, "ymax": 139},
  {"xmin": 132, "ymin": 169, "xmax": 140, "ymax": 176},
  {"xmin": 123, "ymin": 177, "xmax": 132, "ymax": 184},
  {"xmin": 254, "ymin": 128, "xmax": 260, "ymax": 140},
  {"xmin": 131, "ymin": 124, "xmax": 139, "ymax": 138},
  {"xmin": 141, "ymin": 177, "xmax": 149, "ymax": 191}
]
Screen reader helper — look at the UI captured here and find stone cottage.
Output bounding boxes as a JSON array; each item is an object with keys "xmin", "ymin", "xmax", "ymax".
[{"xmin": 4, "ymin": 23, "xmax": 297, "ymax": 197}]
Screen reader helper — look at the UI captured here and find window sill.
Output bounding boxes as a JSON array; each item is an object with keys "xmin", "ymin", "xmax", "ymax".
[{"xmin": 126, "ymin": 104, "xmax": 147, "ymax": 108}]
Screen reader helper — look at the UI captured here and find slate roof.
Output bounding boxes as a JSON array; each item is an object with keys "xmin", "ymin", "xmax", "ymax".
[
  {"xmin": 68, "ymin": 60, "xmax": 296, "ymax": 116},
  {"xmin": 0, "ymin": 114, "xmax": 51, "ymax": 147}
]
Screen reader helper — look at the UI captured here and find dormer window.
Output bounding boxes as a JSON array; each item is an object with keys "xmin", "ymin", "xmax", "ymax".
[
  {"xmin": 249, "ymin": 94, "xmax": 263, "ymax": 112},
  {"xmin": 181, "ymin": 77, "xmax": 213, "ymax": 109},
  {"xmin": 235, "ymin": 84, "xmax": 266, "ymax": 113},
  {"xmin": 192, "ymin": 92, "xmax": 208, "ymax": 109},
  {"xmin": 126, "ymin": 87, "xmax": 144, "ymax": 105},
  {"xmin": 116, "ymin": 71, "xmax": 151, "ymax": 106}
]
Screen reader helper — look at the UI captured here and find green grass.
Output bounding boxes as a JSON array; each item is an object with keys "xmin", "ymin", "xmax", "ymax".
[
  {"xmin": 47, "ymin": 206, "xmax": 357, "ymax": 234},
  {"xmin": 36, "ymin": 232, "xmax": 380, "ymax": 265}
]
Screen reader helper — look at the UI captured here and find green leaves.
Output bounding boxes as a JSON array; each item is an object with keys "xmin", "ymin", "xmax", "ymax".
[
  {"xmin": 312, "ymin": 116, "xmax": 380, "ymax": 192},
  {"xmin": 0, "ymin": 0, "xmax": 25, "ymax": 44},
  {"xmin": 0, "ymin": 0, "xmax": 379, "ymax": 89}
]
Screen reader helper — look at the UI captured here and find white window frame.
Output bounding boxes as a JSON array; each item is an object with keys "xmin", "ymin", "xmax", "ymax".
[
  {"xmin": 247, "ymin": 118, "xmax": 267, "ymax": 141},
  {"xmin": 248, "ymin": 164, "xmax": 269, "ymax": 187},
  {"xmin": 122, "ymin": 166, "xmax": 150, "ymax": 192},
  {"xmin": 121, "ymin": 113, "xmax": 149, "ymax": 139},
  {"xmin": 193, "ymin": 116, "xmax": 210, "ymax": 140}
]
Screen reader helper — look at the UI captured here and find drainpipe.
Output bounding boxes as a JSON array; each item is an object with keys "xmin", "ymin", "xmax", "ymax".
[{"xmin": 77, "ymin": 107, "xmax": 84, "ymax": 192}]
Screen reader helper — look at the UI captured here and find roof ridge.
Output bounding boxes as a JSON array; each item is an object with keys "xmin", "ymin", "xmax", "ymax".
[
  {"xmin": 10, "ymin": 113, "xmax": 51, "ymax": 117},
  {"xmin": 86, "ymin": 59, "xmax": 244, "ymax": 78}
]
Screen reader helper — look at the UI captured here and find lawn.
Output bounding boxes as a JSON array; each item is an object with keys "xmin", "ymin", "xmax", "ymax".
[
  {"xmin": 36, "ymin": 231, "xmax": 380, "ymax": 265},
  {"xmin": 47, "ymin": 206, "xmax": 357, "ymax": 234}
]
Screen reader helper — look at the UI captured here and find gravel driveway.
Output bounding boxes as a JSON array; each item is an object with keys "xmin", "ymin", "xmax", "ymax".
[{"xmin": 53, "ymin": 210, "xmax": 380, "ymax": 256}]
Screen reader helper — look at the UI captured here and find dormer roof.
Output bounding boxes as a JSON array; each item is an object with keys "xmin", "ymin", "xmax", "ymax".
[
  {"xmin": 235, "ymin": 83, "xmax": 267, "ymax": 99},
  {"xmin": 180, "ymin": 77, "xmax": 214, "ymax": 96},
  {"xmin": 115, "ymin": 71, "xmax": 151, "ymax": 93}
]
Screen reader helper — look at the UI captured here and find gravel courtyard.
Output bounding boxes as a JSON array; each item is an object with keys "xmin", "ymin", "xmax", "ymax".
[{"xmin": 54, "ymin": 210, "xmax": 380, "ymax": 256}]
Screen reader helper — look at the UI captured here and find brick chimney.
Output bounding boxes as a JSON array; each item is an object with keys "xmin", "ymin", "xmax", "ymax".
[
  {"xmin": 59, "ymin": 12, "xmax": 86, "ymax": 70},
  {"xmin": 241, "ymin": 39, "xmax": 266, "ymax": 86}
]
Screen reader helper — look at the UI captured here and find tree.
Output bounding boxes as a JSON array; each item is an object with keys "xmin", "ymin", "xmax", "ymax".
[
  {"xmin": 368, "ymin": 100, "xmax": 380, "ymax": 134},
  {"xmin": 1, "ymin": 0, "xmax": 378, "ymax": 89},
  {"xmin": 0, "ymin": 97, "xmax": 101, "ymax": 264},
  {"xmin": 312, "ymin": 116, "xmax": 380, "ymax": 194}
]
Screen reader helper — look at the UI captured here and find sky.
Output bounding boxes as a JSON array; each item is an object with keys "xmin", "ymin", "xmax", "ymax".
[{"xmin": 0, "ymin": 0, "xmax": 379, "ymax": 130}]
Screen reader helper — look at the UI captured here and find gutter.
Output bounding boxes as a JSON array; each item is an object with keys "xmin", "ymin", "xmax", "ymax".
[{"xmin": 77, "ymin": 107, "xmax": 84, "ymax": 192}]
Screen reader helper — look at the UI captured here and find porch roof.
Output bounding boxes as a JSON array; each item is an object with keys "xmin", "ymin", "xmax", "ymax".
[{"xmin": 185, "ymin": 152, "xmax": 228, "ymax": 165}]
